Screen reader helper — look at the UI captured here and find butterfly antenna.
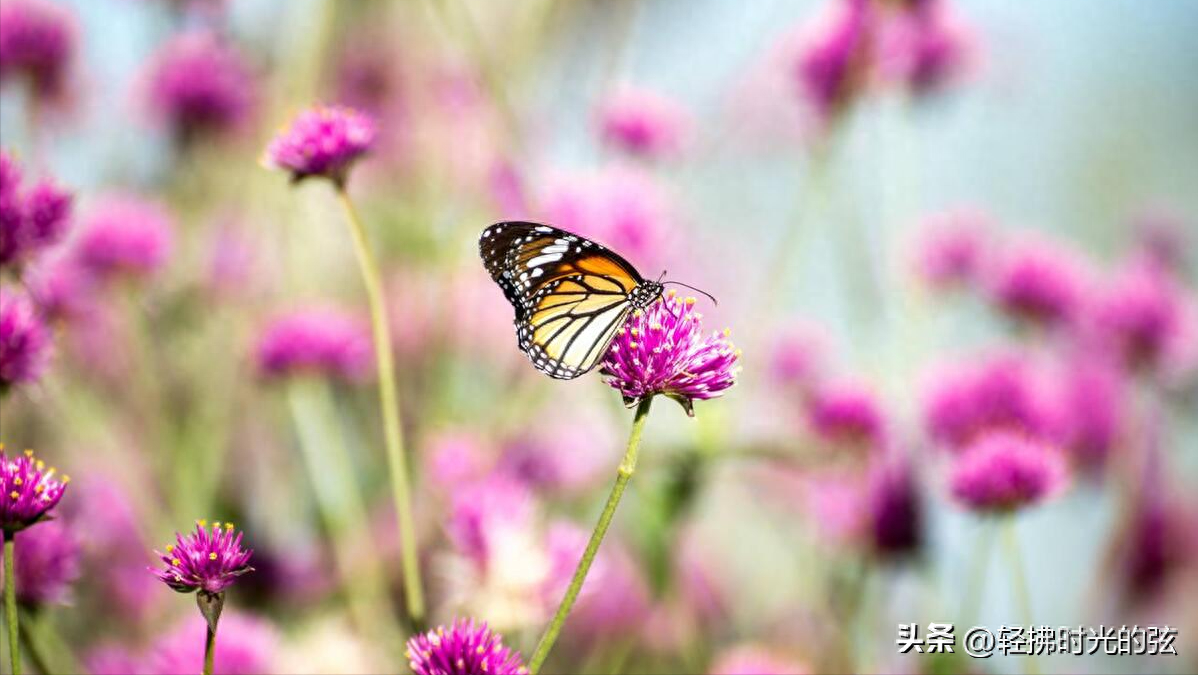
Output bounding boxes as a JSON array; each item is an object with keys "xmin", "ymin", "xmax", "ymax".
[{"xmin": 663, "ymin": 280, "xmax": 718, "ymax": 306}]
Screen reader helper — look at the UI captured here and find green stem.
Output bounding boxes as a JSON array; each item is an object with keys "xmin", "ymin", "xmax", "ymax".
[
  {"xmin": 203, "ymin": 624, "xmax": 215, "ymax": 675},
  {"xmin": 961, "ymin": 522, "xmax": 994, "ymax": 627},
  {"xmin": 334, "ymin": 186, "xmax": 425, "ymax": 627},
  {"xmin": 528, "ymin": 397, "xmax": 654, "ymax": 674},
  {"xmin": 4, "ymin": 533, "xmax": 18, "ymax": 675},
  {"xmin": 1003, "ymin": 518, "xmax": 1038, "ymax": 675}
]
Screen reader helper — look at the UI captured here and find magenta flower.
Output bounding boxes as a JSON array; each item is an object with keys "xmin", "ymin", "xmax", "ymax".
[
  {"xmin": 141, "ymin": 31, "xmax": 256, "ymax": 143},
  {"xmin": 709, "ymin": 645, "xmax": 810, "ymax": 675},
  {"xmin": 263, "ymin": 104, "xmax": 377, "ymax": 185},
  {"xmin": 255, "ymin": 307, "xmax": 373, "ymax": 382},
  {"xmin": 1, "ymin": 287, "xmax": 53, "ymax": 390},
  {"xmin": 75, "ymin": 195, "xmax": 174, "ymax": 280},
  {"xmin": 805, "ymin": 380, "xmax": 887, "ymax": 451},
  {"xmin": 1112, "ymin": 488, "xmax": 1195, "ymax": 609},
  {"xmin": 446, "ymin": 475, "xmax": 535, "ymax": 566},
  {"xmin": 987, "ymin": 235, "xmax": 1088, "ymax": 328},
  {"xmin": 949, "ymin": 432, "xmax": 1068, "ymax": 513},
  {"xmin": 0, "ymin": 151, "xmax": 73, "ymax": 268},
  {"xmin": 406, "ymin": 619, "xmax": 527, "ymax": 675},
  {"xmin": 877, "ymin": 0, "xmax": 974, "ymax": 95},
  {"xmin": 790, "ymin": 0, "xmax": 875, "ymax": 126},
  {"xmin": 596, "ymin": 86, "xmax": 690, "ymax": 159},
  {"xmin": 148, "ymin": 611, "xmax": 278, "ymax": 675},
  {"xmin": 601, "ymin": 291, "xmax": 740, "ymax": 415},
  {"xmin": 866, "ymin": 457, "xmax": 923, "ymax": 559},
  {"xmin": 1056, "ymin": 356, "xmax": 1125, "ymax": 474},
  {"xmin": 0, "ymin": 0, "xmax": 77, "ymax": 99},
  {"xmin": 767, "ymin": 322, "xmax": 828, "ymax": 393},
  {"xmin": 0, "ymin": 519, "xmax": 80, "ymax": 605},
  {"xmin": 1090, "ymin": 261, "xmax": 1184, "ymax": 372},
  {"xmin": 0, "ymin": 447, "xmax": 68, "ymax": 532},
  {"xmin": 150, "ymin": 520, "xmax": 253, "ymax": 594},
  {"xmin": 912, "ymin": 207, "xmax": 991, "ymax": 289}
]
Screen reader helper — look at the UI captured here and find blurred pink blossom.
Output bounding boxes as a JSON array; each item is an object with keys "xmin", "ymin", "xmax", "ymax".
[
  {"xmin": 596, "ymin": 86, "xmax": 691, "ymax": 159},
  {"xmin": 987, "ymin": 234, "xmax": 1090, "ymax": 329},
  {"xmin": 139, "ymin": 31, "xmax": 256, "ymax": 143},
  {"xmin": 805, "ymin": 379, "xmax": 887, "ymax": 452},
  {"xmin": 950, "ymin": 432, "xmax": 1068, "ymax": 513},
  {"xmin": 148, "ymin": 611, "xmax": 278, "ymax": 674},
  {"xmin": 912, "ymin": 207, "xmax": 993, "ymax": 289},
  {"xmin": 255, "ymin": 307, "xmax": 373, "ymax": 383},
  {"xmin": 0, "ymin": 0, "xmax": 77, "ymax": 101},
  {"xmin": 876, "ymin": 0, "xmax": 976, "ymax": 95},
  {"xmin": 709, "ymin": 644, "xmax": 810, "ymax": 675},
  {"xmin": 75, "ymin": 194, "xmax": 174, "ymax": 280}
]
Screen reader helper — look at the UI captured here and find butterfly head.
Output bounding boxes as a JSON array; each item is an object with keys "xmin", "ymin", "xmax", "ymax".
[{"xmin": 630, "ymin": 281, "xmax": 665, "ymax": 309}]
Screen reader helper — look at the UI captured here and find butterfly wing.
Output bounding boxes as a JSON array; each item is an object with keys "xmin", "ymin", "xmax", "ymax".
[{"xmin": 480, "ymin": 221, "xmax": 647, "ymax": 379}]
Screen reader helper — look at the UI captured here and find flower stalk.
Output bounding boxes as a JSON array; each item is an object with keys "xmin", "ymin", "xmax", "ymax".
[
  {"xmin": 4, "ymin": 532, "xmax": 18, "ymax": 675},
  {"xmin": 528, "ymin": 396, "xmax": 653, "ymax": 674},
  {"xmin": 333, "ymin": 185, "xmax": 425, "ymax": 626},
  {"xmin": 1003, "ymin": 519, "xmax": 1038, "ymax": 675}
]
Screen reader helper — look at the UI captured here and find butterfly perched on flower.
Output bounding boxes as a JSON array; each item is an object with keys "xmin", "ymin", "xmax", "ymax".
[{"xmin": 480, "ymin": 221, "xmax": 665, "ymax": 379}]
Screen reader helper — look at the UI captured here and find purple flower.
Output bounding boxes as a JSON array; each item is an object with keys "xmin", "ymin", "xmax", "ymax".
[
  {"xmin": 0, "ymin": 0, "xmax": 77, "ymax": 99},
  {"xmin": 0, "ymin": 519, "xmax": 80, "ymax": 605},
  {"xmin": 21, "ymin": 179, "xmax": 72, "ymax": 251},
  {"xmin": 877, "ymin": 0, "xmax": 974, "ymax": 95},
  {"xmin": 1090, "ymin": 260, "xmax": 1184, "ymax": 372},
  {"xmin": 1056, "ymin": 355, "xmax": 1125, "ymax": 475},
  {"xmin": 1113, "ymin": 488, "xmax": 1196, "ymax": 609},
  {"xmin": 790, "ymin": 0, "xmax": 876, "ymax": 126},
  {"xmin": 805, "ymin": 380, "xmax": 887, "ymax": 451},
  {"xmin": 255, "ymin": 307, "xmax": 373, "ymax": 382},
  {"xmin": 141, "ymin": 31, "xmax": 256, "ymax": 143},
  {"xmin": 263, "ymin": 104, "xmax": 377, "ymax": 185},
  {"xmin": 0, "ymin": 446, "xmax": 68, "ymax": 532},
  {"xmin": 149, "ymin": 611, "xmax": 278, "ymax": 675},
  {"xmin": 912, "ymin": 207, "xmax": 991, "ymax": 289},
  {"xmin": 987, "ymin": 235, "xmax": 1088, "ymax": 328},
  {"xmin": 0, "ymin": 151, "xmax": 73, "ymax": 268},
  {"xmin": 596, "ymin": 86, "xmax": 691, "ymax": 159},
  {"xmin": 75, "ymin": 195, "xmax": 174, "ymax": 280},
  {"xmin": 602, "ymin": 291, "xmax": 739, "ymax": 415},
  {"xmin": 446, "ymin": 475, "xmax": 535, "ymax": 566},
  {"xmin": 866, "ymin": 457, "xmax": 923, "ymax": 559},
  {"xmin": 709, "ymin": 645, "xmax": 810, "ymax": 675},
  {"xmin": 767, "ymin": 322, "xmax": 828, "ymax": 392},
  {"xmin": 0, "ymin": 150, "xmax": 18, "ymax": 196},
  {"xmin": 406, "ymin": 619, "xmax": 527, "ymax": 675},
  {"xmin": 1, "ymin": 287, "xmax": 53, "ymax": 389},
  {"xmin": 150, "ymin": 520, "xmax": 253, "ymax": 594},
  {"xmin": 949, "ymin": 432, "xmax": 1068, "ymax": 513}
]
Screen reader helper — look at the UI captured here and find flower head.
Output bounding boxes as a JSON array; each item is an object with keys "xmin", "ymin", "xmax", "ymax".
[
  {"xmin": 405, "ymin": 619, "xmax": 527, "ymax": 675},
  {"xmin": 150, "ymin": 520, "xmax": 253, "ymax": 594},
  {"xmin": 263, "ymin": 105, "xmax": 377, "ymax": 185},
  {"xmin": 987, "ymin": 235, "xmax": 1088, "ymax": 328},
  {"xmin": 876, "ymin": 0, "xmax": 975, "ymax": 95},
  {"xmin": 949, "ymin": 432, "xmax": 1068, "ymax": 513},
  {"xmin": 255, "ymin": 307, "xmax": 373, "ymax": 382},
  {"xmin": 0, "ymin": 151, "xmax": 73, "ymax": 268},
  {"xmin": 1, "ymin": 287, "xmax": 53, "ymax": 389},
  {"xmin": 1090, "ymin": 260, "xmax": 1184, "ymax": 372},
  {"xmin": 0, "ymin": 0, "xmax": 77, "ymax": 99},
  {"xmin": 141, "ymin": 31, "xmax": 256, "ymax": 143},
  {"xmin": 0, "ymin": 519, "xmax": 80, "ymax": 605},
  {"xmin": 75, "ymin": 195, "xmax": 174, "ymax": 280},
  {"xmin": 866, "ymin": 458, "xmax": 923, "ymax": 559},
  {"xmin": 709, "ymin": 644, "xmax": 810, "ymax": 675},
  {"xmin": 601, "ymin": 291, "xmax": 740, "ymax": 415},
  {"xmin": 805, "ymin": 380, "xmax": 887, "ymax": 451},
  {"xmin": 596, "ymin": 86, "xmax": 691, "ymax": 159},
  {"xmin": 790, "ymin": 0, "xmax": 876, "ymax": 126},
  {"xmin": 0, "ymin": 446, "xmax": 68, "ymax": 532},
  {"xmin": 149, "ymin": 611, "xmax": 278, "ymax": 675},
  {"xmin": 912, "ymin": 207, "xmax": 992, "ymax": 289}
]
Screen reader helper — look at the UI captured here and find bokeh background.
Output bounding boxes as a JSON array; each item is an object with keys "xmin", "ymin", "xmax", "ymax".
[{"xmin": 1, "ymin": 0, "xmax": 1196, "ymax": 673}]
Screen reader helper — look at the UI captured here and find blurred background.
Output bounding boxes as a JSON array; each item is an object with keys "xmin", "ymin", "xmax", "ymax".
[{"xmin": 1, "ymin": 0, "xmax": 1196, "ymax": 673}]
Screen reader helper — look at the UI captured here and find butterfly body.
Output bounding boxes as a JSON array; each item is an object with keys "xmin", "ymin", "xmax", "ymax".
[{"xmin": 480, "ymin": 221, "xmax": 663, "ymax": 379}]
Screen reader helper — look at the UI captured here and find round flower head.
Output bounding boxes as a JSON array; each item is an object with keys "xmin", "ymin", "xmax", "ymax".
[
  {"xmin": 141, "ymin": 31, "xmax": 256, "ymax": 143},
  {"xmin": 790, "ymin": 0, "xmax": 876, "ymax": 126},
  {"xmin": 912, "ymin": 207, "xmax": 991, "ymax": 289},
  {"xmin": 406, "ymin": 619, "xmax": 527, "ymax": 675},
  {"xmin": 949, "ymin": 432, "xmax": 1067, "ymax": 513},
  {"xmin": 601, "ymin": 291, "xmax": 740, "ymax": 416},
  {"xmin": 596, "ymin": 86, "xmax": 691, "ymax": 159},
  {"xmin": 263, "ymin": 105, "xmax": 377, "ymax": 185},
  {"xmin": 76, "ymin": 195, "xmax": 174, "ymax": 280},
  {"xmin": 255, "ymin": 307, "xmax": 373, "ymax": 382},
  {"xmin": 0, "ymin": 446, "xmax": 68, "ymax": 532},
  {"xmin": 0, "ymin": 519, "xmax": 80, "ymax": 605},
  {"xmin": 987, "ymin": 235, "xmax": 1088, "ymax": 328},
  {"xmin": 0, "ymin": 152, "xmax": 72, "ymax": 268},
  {"xmin": 1, "ymin": 287, "xmax": 53, "ymax": 389},
  {"xmin": 876, "ymin": 0, "xmax": 974, "ymax": 96},
  {"xmin": 1091, "ymin": 261, "xmax": 1184, "ymax": 372},
  {"xmin": 0, "ymin": 0, "xmax": 77, "ymax": 99},
  {"xmin": 866, "ymin": 458, "xmax": 923, "ymax": 559},
  {"xmin": 150, "ymin": 520, "xmax": 253, "ymax": 594},
  {"xmin": 805, "ymin": 380, "xmax": 887, "ymax": 451}
]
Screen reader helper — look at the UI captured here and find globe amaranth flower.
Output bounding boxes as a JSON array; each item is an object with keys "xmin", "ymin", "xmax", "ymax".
[
  {"xmin": 790, "ymin": 0, "xmax": 876, "ymax": 126},
  {"xmin": 596, "ymin": 86, "xmax": 691, "ymax": 159},
  {"xmin": 601, "ymin": 291, "xmax": 739, "ymax": 415},
  {"xmin": 1112, "ymin": 487, "xmax": 1196, "ymax": 609},
  {"xmin": 150, "ymin": 520, "xmax": 253, "ymax": 594},
  {"xmin": 987, "ymin": 235, "xmax": 1089, "ymax": 328},
  {"xmin": 949, "ymin": 432, "xmax": 1067, "ymax": 513},
  {"xmin": 406, "ymin": 619, "xmax": 527, "ymax": 675},
  {"xmin": 0, "ymin": 0, "xmax": 77, "ymax": 99},
  {"xmin": 0, "ymin": 446, "xmax": 69, "ymax": 532},
  {"xmin": 1055, "ymin": 355, "xmax": 1125, "ymax": 475},
  {"xmin": 1, "ymin": 287, "xmax": 53, "ymax": 389},
  {"xmin": 912, "ymin": 207, "xmax": 991, "ymax": 289},
  {"xmin": 866, "ymin": 457, "xmax": 923, "ymax": 559},
  {"xmin": 149, "ymin": 610, "xmax": 278, "ymax": 675},
  {"xmin": 75, "ymin": 195, "xmax": 174, "ymax": 280},
  {"xmin": 1090, "ymin": 260, "xmax": 1185, "ymax": 372},
  {"xmin": 0, "ymin": 519, "xmax": 80, "ymax": 605},
  {"xmin": 805, "ymin": 380, "xmax": 887, "ymax": 451},
  {"xmin": 0, "ymin": 151, "xmax": 73, "ymax": 268},
  {"xmin": 141, "ymin": 31, "xmax": 256, "ymax": 143},
  {"xmin": 255, "ymin": 307, "xmax": 373, "ymax": 382},
  {"xmin": 263, "ymin": 104, "xmax": 377, "ymax": 185},
  {"xmin": 876, "ymin": 0, "xmax": 974, "ymax": 96}
]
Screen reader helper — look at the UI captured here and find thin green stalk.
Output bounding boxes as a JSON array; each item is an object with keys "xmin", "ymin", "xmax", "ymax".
[
  {"xmin": 334, "ymin": 186, "xmax": 425, "ymax": 626},
  {"xmin": 286, "ymin": 379, "xmax": 403, "ymax": 643},
  {"xmin": 18, "ymin": 607, "xmax": 81, "ymax": 675},
  {"xmin": 1003, "ymin": 519, "xmax": 1039, "ymax": 675},
  {"xmin": 528, "ymin": 397, "xmax": 654, "ymax": 674},
  {"xmin": 4, "ymin": 533, "xmax": 18, "ymax": 675},
  {"xmin": 961, "ymin": 521, "xmax": 994, "ymax": 627},
  {"xmin": 203, "ymin": 625, "xmax": 215, "ymax": 675}
]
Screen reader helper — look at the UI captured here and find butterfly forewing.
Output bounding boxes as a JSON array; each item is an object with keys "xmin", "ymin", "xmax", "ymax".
[{"xmin": 479, "ymin": 221, "xmax": 660, "ymax": 380}]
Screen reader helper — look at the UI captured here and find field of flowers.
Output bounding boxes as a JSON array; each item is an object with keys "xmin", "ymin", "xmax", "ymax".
[{"xmin": 1, "ymin": 0, "xmax": 1196, "ymax": 674}]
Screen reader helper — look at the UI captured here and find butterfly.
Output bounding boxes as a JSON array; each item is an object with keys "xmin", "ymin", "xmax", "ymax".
[{"xmin": 480, "ymin": 221, "xmax": 665, "ymax": 380}]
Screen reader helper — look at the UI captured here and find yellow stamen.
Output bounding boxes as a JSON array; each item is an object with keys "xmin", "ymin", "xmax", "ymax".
[
  {"xmin": 172, "ymin": 558, "xmax": 182, "ymax": 566},
  {"xmin": 225, "ymin": 523, "xmax": 234, "ymax": 531},
  {"xmin": 8, "ymin": 492, "xmax": 18, "ymax": 500},
  {"xmin": 722, "ymin": 327, "xmax": 731, "ymax": 337},
  {"xmin": 62, "ymin": 475, "xmax": 70, "ymax": 483},
  {"xmin": 685, "ymin": 297, "xmax": 696, "ymax": 306},
  {"xmin": 197, "ymin": 519, "xmax": 208, "ymax": 527},
  {"xmin": 209, "ymin": 553, "xmax": 218, "ymax": 561},
  {"xmin": 13, "ymin": 478, "xmax": 21, "ymax": 486},
  {"xmin": 166, "ymin": 545, "xmax": 175, "ymax": 553}
]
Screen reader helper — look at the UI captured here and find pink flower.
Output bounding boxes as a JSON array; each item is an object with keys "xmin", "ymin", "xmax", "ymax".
[
  {"xmin": 446, "ymin": 474, "xmax": 534, "ymax": 566},
  {"xmin": 1089, "ymin": 260, "xmax": 1185, "ymax": 372},
  {"xmin": 709, "ymin": 644, "xmax": 810, "ymax": 675},
  {"xmin": 75, "ymin": 195, "xmax": 174, "ymax": 280},
  {"xmin": 876, "ymin": 0, "xmax": 975, "ymax": 95},
  {"xmin": 0, "ymin": 447, "xmax": 68, "ymax": 532},
  {"xmin": 912, "ymin": 207, "xmax": 992, "ymax": 289},
  {"xmin": 596, "ymin": 86, "xmax": 691, "ymax": 159},
  {"xmin": 1055, "ymin": 355, "xmax": 1126, "ymax": 474},
  {"xmin": 149, "ymin": 520, "xmax": 254, "ymax": 594},
  {"xmin": 263, "ymin": 105, "xmax": 376, "ymax": 185},
  {"xmin": 544, "ymin": 523, "xmax": 650, "ymax": 642},
  {"xmin": 767, "ymin": 322, "xmax": 828, "ymax": 392},
  {"xmin": 805, "ymin": 379, "xmax": 887, "ymax": 451},
  {"xmin": 949, "ymin": 432, "xmax": 1068, "ymax": 513},
  {"xmin": 789, "ymin": 0, "xmax": 876, "ymax": 126},
  {"xmin": 0, "ymin": 151, "xmax": 73, "ymax": 268},
  {"xmin": 987, "ymin": 235, "xmax": 1089, "ymax": 328},
  {"xmin": 0, "ymin": 519, "xmax": 80, "ymax": 605},
  {"xmin": 406, "ymin": 620, "xmax": 527, "ymax": 675},
  {"xmin": 141, "ymin": 31, "xmax": 256, "ymax": 143},
  {"xmin": 0, "ymin": 0, "xmax": 77, "ymax": 99},
  {"xmin": 0, "ymin": 287, "xmax": 53, "ymax": 389},
  {"xmin": 255, "ymin": 307, "xmax": 373, "ymax": 382},
  {"xmin": 149, "ymin": 611, "xmax": 277, "ymax": 675},
  {"xmin": 866, "ymin": 456, "xmax": 923, "ymax": 559},
  {"xmin": 601, "ymin": 291, "xmax": 740, "ymax": 415}
]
